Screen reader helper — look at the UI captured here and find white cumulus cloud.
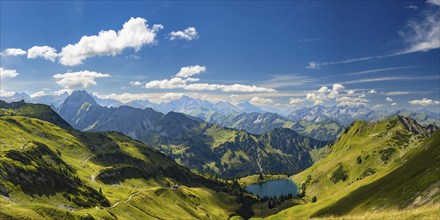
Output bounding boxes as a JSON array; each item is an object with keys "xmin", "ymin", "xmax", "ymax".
[
  {"xmin": 53, "ymin": 70, "xmax": 111, "ymax": 89},
  {"xmin": 306, "ymin": 92, "xmax": 326, "ymax": 105},
  {"xmin": 130, "ymin": 81, "xmax": 143, "ymax": 86},
  {"xmin": 145, "ymin": 77, "xmax": 200, "ymax": 89},
  {"xmin": 30, "ymin": 90, "xmax": 47, "ymax": 98},
  {"xmin": 0, "ymin": 68, "xmax": 19, "ymax": 79},
  {"xmin": 289, "ymin": 98, "xmax": 305, "ymax": 105},
  {"xmin": 27, "ymin": 46, "xmax": 58, "ymax": 61},
  {"xmin": 336, "ymin": 96, "xmax": 368, "ymax": 106},
  {"xmin": 0, "ymin": 89, "xmax": 16, "ymax": 97},
  {"xmin": 408, "ymin": 98, "xmax": 440, "ymax": 106},
  {"xmin": 175, "ymin": 65, "xmax": 206, "ymax": 78},
  {"xmin": 386, "ymin": 97, "xmax": 393, "ymax": 102},
  {"xmin": 332, "ymin": 84, "xmax": 345, "ymax": 91},
  {"xmin": 249, "ymin": 96, "xmax": 273, "ymax": 106},
  {"xmin": 59, "ymin": 17, "xmax": 163, "ymax": 66},
  {"xmin": 1, "ymin": 48, "xmax": 26, "ymax": 56},
  {"xmin": 169, "ymin": 27, "xmax": 198, "ymax": 41},
  {"xmin": 318, "ymin": 86, "xmax": 330, "ymax": 93},
  {"xmin": 94, "ymin": 92, "xmax": 185, "ymax": 103}
]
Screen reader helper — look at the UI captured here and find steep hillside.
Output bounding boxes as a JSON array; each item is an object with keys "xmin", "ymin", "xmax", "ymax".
[
  {"xmin": 267, "ymin": 116, "xmax": 439, "ymax": 219},
  {"xmin": 57, "ymin": 91, "xmax": 328, "ymax": 178},
  {"xmin": 0, "ymin": 112, "xmax": 246, "ymax": 219}
]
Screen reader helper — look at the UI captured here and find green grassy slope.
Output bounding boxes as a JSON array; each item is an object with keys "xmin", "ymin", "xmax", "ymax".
[
  {"xmin": 266, "ymin": 116, "xmax": 439, "ymax": 219},
  {"xmin": 313, "ymin": 129, "xmax": 439, "ymax": 217},
  {"xmin": 0, "ymin": 114, "xmax": 243, "ymax": 219}
]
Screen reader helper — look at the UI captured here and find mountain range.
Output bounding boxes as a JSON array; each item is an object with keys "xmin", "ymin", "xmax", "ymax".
[
  {"xmin": 1, "ymin": 92, "xmax": 439, "ymax": 219},
  {"xmin": 55, "ymin": 91, "xmax": 329, "ymax": 178},
  {"xmin": 3, "ymin": 91, "xmax": 438, "ymax": 129}
]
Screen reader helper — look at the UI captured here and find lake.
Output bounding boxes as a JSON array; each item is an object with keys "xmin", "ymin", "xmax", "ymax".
[{"xmin": 245, "ymin": 179, "xmax": 298, "ymax": 198}]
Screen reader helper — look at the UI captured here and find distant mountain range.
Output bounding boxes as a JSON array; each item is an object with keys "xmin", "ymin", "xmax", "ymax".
[
  {"xmin": 0, "ymin": 92, "xmax": 69, "ymax": 109},
  {"xmin": 55, "ymin": 91, "xmax": 329, "ymax": 178},
  {"xmin": 2, "ymin": 90, "xmax": 439, "ymax": 133},
  {"xmin": 210, "ymin": 112, "xmax": 343, "ymax": 141},
  {"xmin": 1, "ymin": 92, "xmax": 439, "ymax": 219},
  {"xmin": 287, "ymin": 104, "xmax": 440, "ymax": 127}
]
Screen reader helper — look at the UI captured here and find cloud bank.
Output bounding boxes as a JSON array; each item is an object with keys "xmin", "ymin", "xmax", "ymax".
[
  {"xmin": 0, "ymin": 68, "xmax": 19, "ymax": 79},
  {"xmin": 1, "ymin": 48, "xmax": 26, "ymax": 56},
  {"xmin": 408, "ymin": 98, "xmax": 440, "ymax": 106},
  {"xmin": 53, "ymin": 70, "xmax": 111, "ymax": 89}
]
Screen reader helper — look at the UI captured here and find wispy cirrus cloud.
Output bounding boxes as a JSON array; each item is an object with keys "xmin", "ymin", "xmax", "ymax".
[
  {"xmin": 398, "ymin": 1, "xmax": 440, "ymax": 54},
  {"xmin": 307, "ymin": 1, "xmax": 439, "ymax": 69},
  {"xmin": 340, "ymin": 75, "xmax": 439, "ymax": 85},
  {"xmin": 406, "ymin": 5, "xmax": 418, "ymax": 10},
  {"xmin": 257, "ymin": 74, "xmax": 315, "ymax": 88},
  {"xmin": 345, "ymin": 66, "xmax": 414, "ymax": 75}
]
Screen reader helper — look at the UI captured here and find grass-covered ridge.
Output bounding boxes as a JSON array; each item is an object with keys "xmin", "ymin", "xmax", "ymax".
[
  {"xmin": 266, "ymin": 116, "xmax": 439, "ymax": 219},
  {"xmin": 0, "ymin": 103, "xmax": 252, "ymax": 219},
  {"xmin": 0, "ymin": 100, "xmax": 72, "ymax": 129}
]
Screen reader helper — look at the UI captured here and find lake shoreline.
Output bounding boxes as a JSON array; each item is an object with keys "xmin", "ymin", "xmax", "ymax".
[{"xmin": 238, "ymin": 174, "xmax": 288, "ymax": 187}]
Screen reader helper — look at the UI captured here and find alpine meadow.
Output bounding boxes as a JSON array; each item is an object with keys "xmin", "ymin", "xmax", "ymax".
[{"xmin": 0, "ymin": 1, "xmax": 439, "ymax": 220}]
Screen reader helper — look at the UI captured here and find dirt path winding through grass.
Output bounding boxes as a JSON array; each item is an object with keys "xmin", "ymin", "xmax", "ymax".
[
  {"xmin": 110, "ymin": 191, "xmax": 142, "ymax": 208},
  {"xmin": 80, "ymin": 155, "xmax": 94, "ymax": 167}
]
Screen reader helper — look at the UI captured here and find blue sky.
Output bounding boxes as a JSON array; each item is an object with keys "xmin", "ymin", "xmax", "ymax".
[{"xmin": 1, "ymin": 0, "xmax": 439, "ymax": 111}]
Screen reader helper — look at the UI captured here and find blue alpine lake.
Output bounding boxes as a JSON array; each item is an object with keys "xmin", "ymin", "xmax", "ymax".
[{"xmin": 245, "ymin": 179, "xmax": 298, "ymax": 198}]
